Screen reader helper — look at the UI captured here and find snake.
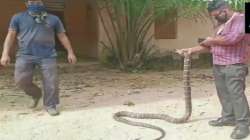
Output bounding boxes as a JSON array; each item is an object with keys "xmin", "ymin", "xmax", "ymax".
[{"xmin": 113, "ymin": 53, "xmax": 192, "ymax": 140}]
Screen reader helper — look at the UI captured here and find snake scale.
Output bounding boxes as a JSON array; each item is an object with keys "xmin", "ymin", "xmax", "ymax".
[{"xmin": 113, "ymin": 54, "xmax": 192, "ymax": 140}]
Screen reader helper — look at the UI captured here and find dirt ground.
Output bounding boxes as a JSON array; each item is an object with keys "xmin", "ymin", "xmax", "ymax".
[{"xmin": 1, "ymin": 62, "xmax": 250, "ymax": 140}]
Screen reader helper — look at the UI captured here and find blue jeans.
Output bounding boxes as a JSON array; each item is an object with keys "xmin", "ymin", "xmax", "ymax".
[{"xmin": 14, "ymin": 56, "xmax": 59, "ymax": 108}]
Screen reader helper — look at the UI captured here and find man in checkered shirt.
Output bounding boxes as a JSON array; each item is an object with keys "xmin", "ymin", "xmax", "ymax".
[{"xmin": 178, "ymin": 0, "xmax": 250, "ymax": 139}]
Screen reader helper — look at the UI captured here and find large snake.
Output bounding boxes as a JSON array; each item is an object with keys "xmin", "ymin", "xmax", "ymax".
[{"xmin": 113, "ymin": 53, "xmax": 192, "ymax": 140}]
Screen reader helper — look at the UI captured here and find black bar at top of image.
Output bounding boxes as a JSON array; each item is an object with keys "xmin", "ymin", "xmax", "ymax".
[{"xmin": 245, "ymin": 2, "xmax": 250, "ymax": 33}]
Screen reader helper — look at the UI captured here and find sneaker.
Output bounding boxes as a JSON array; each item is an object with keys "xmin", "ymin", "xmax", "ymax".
[
  {"xmin": 46, "ymin": 107, "xmax": 60, "ymax": 116},
  {"xmin": 231, "ymin": 125, "xmax": 250, "ymax": 139},
  {"xmin": 208, "ymin": 117, "xmax": 235, "ymax": 127}
]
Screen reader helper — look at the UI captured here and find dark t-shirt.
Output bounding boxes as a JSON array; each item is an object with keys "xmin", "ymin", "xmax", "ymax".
[{"xmin": 9, "ymin": 11, "xmax": 65, "ymax": 58}]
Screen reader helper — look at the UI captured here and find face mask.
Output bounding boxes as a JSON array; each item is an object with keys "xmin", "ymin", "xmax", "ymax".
[
  {"xmin": 214, "ymin": 10, "xmax": 229, "ymax": 24},
  {"xmin": 28, "ymin": 4, "xmax": 46, "ymax": 14},
  {"xmin": 28, "ymin": 4, "xmax": 47, "ymax": 24}
]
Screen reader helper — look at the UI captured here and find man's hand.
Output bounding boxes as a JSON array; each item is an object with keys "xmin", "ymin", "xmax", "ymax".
[
  {"xmin": 67, "ymin": 52, "xmax": 77, "ymax": 64},
  {"xmin": 0, "ymin": 30, "xmax": 16, "ymax": 67},
  {"xmin": 176, "ymin": 48, "xmax": 193, "ymax": 56},
  {"xmin": 57, "ymin": 32, "xmax": 77, "ymax": 64},
  {"xmin": 0, "ymin": 54, "xmax": 11, "ymax": 66}
]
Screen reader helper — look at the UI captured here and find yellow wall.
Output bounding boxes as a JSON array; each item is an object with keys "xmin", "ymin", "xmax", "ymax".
[
  {"xmin": 155, "ymin": 18, "xmax": 214, "ymax": 51},
  {"xmin": 98, "ymin": 16, "xmax": 215, "ymax": 58}
]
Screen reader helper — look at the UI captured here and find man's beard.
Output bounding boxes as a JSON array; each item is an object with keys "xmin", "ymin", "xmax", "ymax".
[{"xmin": 215, "ymin": 11, "xmax": 229, "ymax": 24}]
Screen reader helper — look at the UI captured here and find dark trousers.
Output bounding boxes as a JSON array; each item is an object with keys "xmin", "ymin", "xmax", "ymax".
[
  {"xmin": 213, "ymin": 64, "xmax": 250, "ymax": 126},
  {"xmin": 14, "ymin": 56, "xmax": 59, "ymax": 108}
]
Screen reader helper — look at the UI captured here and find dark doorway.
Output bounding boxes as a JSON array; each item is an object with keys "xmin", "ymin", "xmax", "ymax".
[
  {"xmin": 44, "ymin": 0, "xmax": 66, "ymax": 52},
  {"xmin": 64, "ymin": 0, "xmax": 99, "ymax": 58}
]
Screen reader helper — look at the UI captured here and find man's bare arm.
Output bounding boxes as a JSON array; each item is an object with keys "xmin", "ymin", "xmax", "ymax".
[
  {"xmin": 57, "ymin": 32, "xmax": 77, "ymax": 64},
  {"xmin": 176, "ymin": 45, "xmax": 211, "ymax": 56},
  {"xmin": 1, "ymin": 30, "xmax": 17, "ymax": 66},
  {"xmin": 190, "ymin": 45, "xmax": 211, "ymax": 54},
  {"xmin": 57, "ymin": 33, "xmax": 73, "ymax": 54}
]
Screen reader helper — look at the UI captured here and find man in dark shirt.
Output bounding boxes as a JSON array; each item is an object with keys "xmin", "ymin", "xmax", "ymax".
[{"xmin": 0, "ymin": 0, "xmax": 77, "ymax": 116}]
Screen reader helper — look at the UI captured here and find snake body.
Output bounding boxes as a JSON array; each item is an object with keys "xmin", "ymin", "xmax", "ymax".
[{"xmin": 113, "ymin": 54, "xmax": 192, "ymax": 140}]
